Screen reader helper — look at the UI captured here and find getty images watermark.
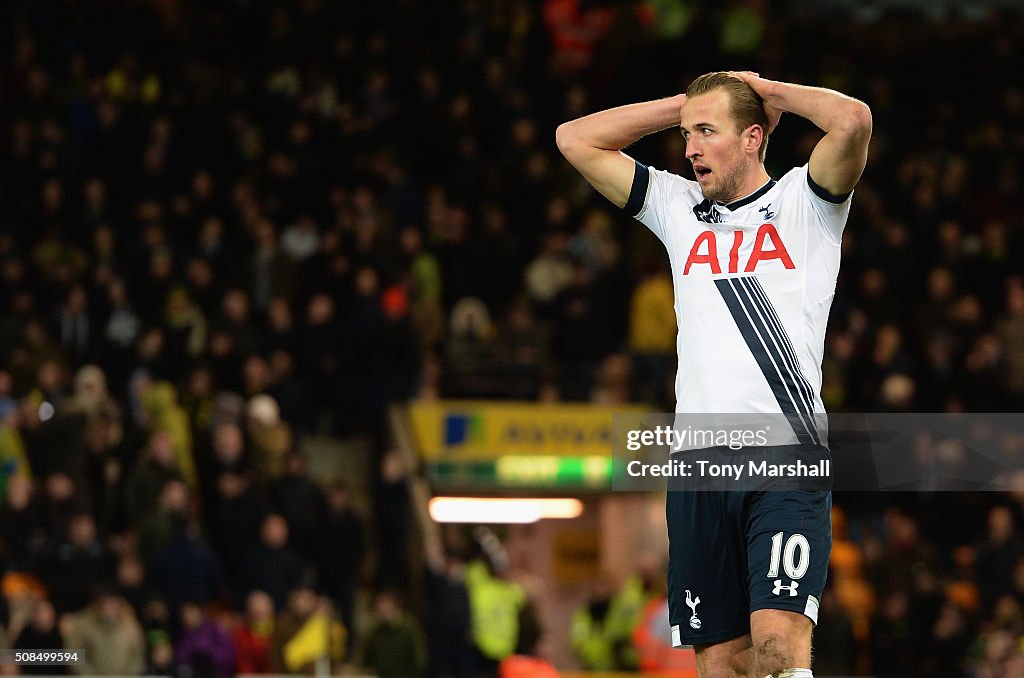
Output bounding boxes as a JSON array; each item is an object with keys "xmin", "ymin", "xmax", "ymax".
[
  {"xmin": 616, "ymin": 415, "xmax": 831, "ymax": 491},
  {"xmin": 613, "ymin": 413, "xmax": 1024, "ymax": 492}
]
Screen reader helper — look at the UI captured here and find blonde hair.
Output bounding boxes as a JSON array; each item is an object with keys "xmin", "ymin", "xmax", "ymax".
[{"xmin": 686, "ymin": 72, "xmax": 770, "ymax": 162}]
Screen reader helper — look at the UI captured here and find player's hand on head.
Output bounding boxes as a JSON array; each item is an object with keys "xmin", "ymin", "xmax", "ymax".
[
  {"xmin": 730, "ymin": 71, "xmax": 782, "ymax": 134},
  {"xmin": 730, "ymin": 70, "xmax": 759, "ymax": 80}
]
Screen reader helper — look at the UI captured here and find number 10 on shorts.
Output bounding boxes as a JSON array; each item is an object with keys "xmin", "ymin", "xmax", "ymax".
[{"xmin": 767, "ymin": 532, "xmax": 809, "ymax": 596}]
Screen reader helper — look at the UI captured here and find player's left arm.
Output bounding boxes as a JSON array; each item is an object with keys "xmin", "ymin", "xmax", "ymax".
[{"xmin": 733, "ymin": 72, "xmax": 872, "ymax": 197}]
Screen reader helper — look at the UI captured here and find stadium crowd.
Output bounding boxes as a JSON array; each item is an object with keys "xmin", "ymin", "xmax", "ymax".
[{"xmin": 2, "ymin": 0, "xmax": 1024, "ymax": 675}]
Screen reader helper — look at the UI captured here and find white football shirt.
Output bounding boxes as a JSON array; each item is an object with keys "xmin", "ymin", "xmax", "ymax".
[{"xmin": 627, "ymin": 162, "xmax": 851, "ymax": 446}]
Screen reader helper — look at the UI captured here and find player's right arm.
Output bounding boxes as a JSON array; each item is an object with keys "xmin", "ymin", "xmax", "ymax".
[{"xmin": 555, "ymin": 95, "xmax": 686, "ymax": 209}]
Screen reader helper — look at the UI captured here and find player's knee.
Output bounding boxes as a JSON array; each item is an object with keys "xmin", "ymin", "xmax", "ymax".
[{"xmin": 750, "ymin": 609, "xmax": 812, "ymax": 675}]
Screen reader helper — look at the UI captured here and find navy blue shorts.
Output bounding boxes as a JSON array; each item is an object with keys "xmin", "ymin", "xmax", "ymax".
[{"xmin": 666, "ymin": 453, "xmax": 832, "ymax": 647}]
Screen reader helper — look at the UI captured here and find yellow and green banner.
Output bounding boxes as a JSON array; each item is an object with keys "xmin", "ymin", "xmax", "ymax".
[{"xmin": 407, "ymin": 401, "xmax": 639, "ymax": 490}]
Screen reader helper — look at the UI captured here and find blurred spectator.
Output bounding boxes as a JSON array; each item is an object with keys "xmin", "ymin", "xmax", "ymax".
[
  {"xmin": 375, "ymin": 450, "xmax": 411, "ymax": 590},
  {"xmin": 447, "ymin": 297, "xmax": 494, "ymax": 363},
  {"xmin": 35, "ymin": 511, "xmax": 116, "ymax": 613},
  {"xmin": 175, "ymin": 601, "xmax": 235, "ymax": 678},
  {"xmin": 64, "ymin": 590, "xmax": 145, "ymax": 676},
  {"xmin": 0, "ymin": 370, "xmax": 19, "ymax": 420},
  {"xmin": 261, "ymin": 297, "xmax": 298, "ymax": 357},
  {"xmin": 123, "ymin": 431, "xmax": 183, "ymax": 528},
  {"xmin": 970, "ymin": 628, "xmax": 1024, "ymax": 678},
  {"xmin": 163, "ymin": 288, "xmax": 207, "ymax": 375},
  {"xmin": 13, "ymin": 600, "xmax": 65, "ymax": 676},
  {"xmin": 869, "ymin": 509, "xmax": 934, "ymax": 599},
  {"xmin": 295, "ymin": 293, "xmax": 339, "ymax": 434},
  {"xmin": 464, "ymin": 555, "xmax": 528, "ymax": 675},
  {"xmin": 376, "ymin": 285, "xmax": 421, "ymax": 417},
  {"xmin": 232, "ymin": 590, "xmax": 275, "ymax": 675},
  {"xmin": 628, "ymin": 264, "xmax": 676, "ymax": 408},
  {"xmin": 270, "ymin": 586, "xmax": 346, "ymax": 674},
  {"xmin": 196, "ymin": 423, "xmax": 250, "ymax": 511},
  {"xmin": 211, "ymin": 471, "xmax": 270, "ymax": 606},
  {"xmin": 149, "ymin": 513, "xmax": 223, "ymax": 619},
  {"xmin": 524, "ymin": 232, "xmax": 573, "ymax": 316},
  {"xmin": 998, "ymin": 280, "xmax": 1024, "ymax": 406},
  {"xmin": 494, "ymin": 302, "xmax": 548, "ymax": 374},
  {"xmin": 399, "ymin": 226, "xmax": 445, "ymax": 353},
  {"xmin": 140, "ymin": 381, "xmax": 196, "ymax": 489},
  {"xmin": 249, "ymin": 222, "xmax": 294, "ymax": 312},
  {"xmin": 551, "ymin": 261, "xmax": 603, "ymax": 399},
  {"xmin": 570, "ymin": 570, "xmax": 650, "ymax": 671},
  {"xmin": 54, "ymin": 284, "xmax": 95, "ymax": 369},
  {"xmin": 145, "ymin": 629, "xmax": 181, "ymax": 677},
  {"xmin": 246, "ymin": 394, "xmax": 293, "ymax": 483},
  {"xmin": 136, "ymin": 477, "xmax": 190, "ymax": 565},
  {"xmin": 975, "ymin": 506, "xmax": 1024, "ymax": 619},
  {"xmin": 267, "ymin": 453, "xmax": 327, "ymax": 563},
  {"xmin": 215, "ymin": 289, "xmax": 262, "ymax": 361},
  {"xmin": 67, "ymin": 377, "xmax": 119, "ymax": 530},
  {"xmin": 319, "ymin": 482, "xmax": 366, "ymax": 656},
  {"xmin": 0, "ymin": 474, "xmax": 40, "ymax": 571},
  {"xmin": 115, "ymin": 553, "xmax": 151, "ymax": 619},
  {"xmin": 241, "ymin": 514, "xmax": 307, "ymax": 611},
  {"xmin": 925, "ymin": 602, "xmax": 970, "ymax": 676},
  {"xmin": 280, "ymin": 214, "xmax": 321, "ymax": 264},
  {"xmin": 590, "ymin": 353, "xmax": 632, "ymax": 405},
  {"xmin": 423, "ymin": 538, "xmax": 473, "ymax": 678},
  {"xmin": 361, "ymin": 590, "xmax": 428, "ymax": 678},
  {"xmin": 38, "ymin": 473, "xmax": 84, "ymax": 543},
  {"xmin": 870, "ymin": 591, "xmax": 916, "ymax": 677}
]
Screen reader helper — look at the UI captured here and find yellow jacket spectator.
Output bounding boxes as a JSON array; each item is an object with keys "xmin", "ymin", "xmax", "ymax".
[
  {"xmin": 142, "ymin": 381, "xmax": 196, "ymax": 489},
  {"xmin": 572, "ymin": 572, "xmax": 651, "ymax": 670},
  {"xmin": 629, "ymin": 270, "xmax": 676, "ymax": 354},
  {"xmin": 0, "ymin": 417, "xmax": 31, "ymax": 496},
  {"xmin": 465, "ymin": 559, "xmax": 526, "ymax": 662}
]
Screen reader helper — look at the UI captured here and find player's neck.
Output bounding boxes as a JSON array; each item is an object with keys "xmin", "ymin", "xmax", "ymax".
[{"xmin": 719, "ymin": 166, "xmax": 772, "ymax": 207}]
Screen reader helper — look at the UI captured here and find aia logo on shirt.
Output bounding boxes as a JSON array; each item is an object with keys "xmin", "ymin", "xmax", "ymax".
[{"xmin": 683, "ymin": 223, "xmax": 795, "ymax": 275}]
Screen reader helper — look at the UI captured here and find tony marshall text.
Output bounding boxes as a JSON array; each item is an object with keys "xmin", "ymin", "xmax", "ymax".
[{"xmin": 627, "ymin": 458, "xmax": 831, "ymax": 479}]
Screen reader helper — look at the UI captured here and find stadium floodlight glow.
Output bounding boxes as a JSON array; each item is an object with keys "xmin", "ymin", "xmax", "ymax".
[{"xmin": 428, "ymin": 497, "xmax": 584, "ymax": 524}]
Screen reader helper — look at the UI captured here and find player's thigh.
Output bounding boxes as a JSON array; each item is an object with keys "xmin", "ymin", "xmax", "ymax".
[
  {"xmin": 745, "ymin": 490, "xmax": 831, "ymax": 624},
  {"xmin": 694, "ymin": 634, "xmax": 753, "ymax": 678},
  {"xmin": 666, "ymin": 488, "xmax": 750, "ymax": 647}
]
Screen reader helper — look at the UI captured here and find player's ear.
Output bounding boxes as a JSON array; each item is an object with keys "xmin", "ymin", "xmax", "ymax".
[{"xmin": 744, "ymin": 124, "xmax": 764, "ymax": 157}]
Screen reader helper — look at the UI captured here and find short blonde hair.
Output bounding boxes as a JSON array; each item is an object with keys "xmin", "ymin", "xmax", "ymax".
[{"xmin": 686, "ymin": 72, "xmax": 770, "ymax": 162}]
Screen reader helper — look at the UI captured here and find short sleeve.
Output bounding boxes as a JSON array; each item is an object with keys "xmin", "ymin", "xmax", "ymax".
[
  {"xmin": 627, "ymin": 160, "xmax": 690, "ymax": 245},
  {"xmin": 800, "ymin": 164, "xmax": 852, "ymax": 246}
]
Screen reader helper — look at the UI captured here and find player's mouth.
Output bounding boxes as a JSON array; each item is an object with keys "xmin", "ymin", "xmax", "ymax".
[{"xmin": 694, "ymin": 165, "xmax": 712, "ymax": 181}]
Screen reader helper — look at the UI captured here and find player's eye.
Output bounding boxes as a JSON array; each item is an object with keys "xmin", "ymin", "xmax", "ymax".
[{"xmin": 701, "ymin": 128, "xmax": 713, "ymax": 135}]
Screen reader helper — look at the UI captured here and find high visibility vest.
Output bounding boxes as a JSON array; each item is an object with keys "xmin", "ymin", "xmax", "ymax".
[
  {"xmin": 571, "ymin": 575, "xmax": 650, "ymax": 670},
  {"xmin": 465, "ymin": 560, "xmax": 526, "ymax": 661}
]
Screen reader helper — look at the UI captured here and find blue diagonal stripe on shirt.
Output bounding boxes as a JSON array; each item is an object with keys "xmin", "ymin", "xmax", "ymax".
[
  {"xmin": 714, "ymin": 277, "xmax": 819, "ymax": 446},
  {"xmin": 738, "ymin": 277, "xmax": 820, "ymax": 426}
]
